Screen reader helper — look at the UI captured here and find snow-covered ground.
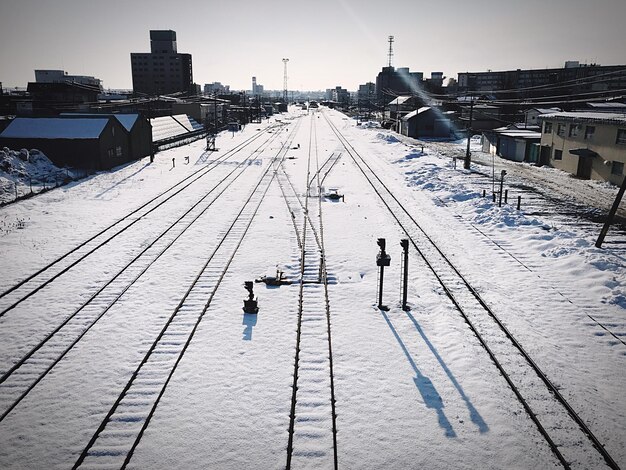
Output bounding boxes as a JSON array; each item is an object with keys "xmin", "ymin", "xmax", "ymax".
[
  {"xmin": 0, "ymin": 108, "xmax": 624, "ymax": 469},
  {"xmin": 0, "ymin": 147, "xmax": 81, "ymax": 205}
]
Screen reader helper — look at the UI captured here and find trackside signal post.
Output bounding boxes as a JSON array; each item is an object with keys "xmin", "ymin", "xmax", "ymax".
[
  {"xmin": 243, "ymin": 281, "xmax": 258, "ymax": 314},
  {"xmin": 376, "ymin": 238, "xmax": 391, "ymax": 311},
  {"xmin": 400, "ymin": 239, "xmax": 409, "ymax": 311}
]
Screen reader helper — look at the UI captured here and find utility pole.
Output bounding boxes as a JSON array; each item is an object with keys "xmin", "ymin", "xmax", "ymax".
[
  {"xmin": 382, "ymin": 36, "xmax": 394, "ymax": 125},
  {"xmin": 464, "ymin": 96, "xmax": 474, "ymax": 170},
  {"xmin": 282, "ymin": 58, "xmax": 289, "ymax": 104},
  {"xmin": 596, "ymin": 175, "xmax": 626, "ymax": 248},
  {"xmin": 206, "ymin": 93, "xmax": 217, "ymax": 151}
]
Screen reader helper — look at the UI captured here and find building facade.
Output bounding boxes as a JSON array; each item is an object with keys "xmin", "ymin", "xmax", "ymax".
[
  {"xmin": 204, "ymin": 82, "xmax": 230, "ymax": 95},
  {"xmin": 458, "ymin": 63, "xmax": 626, "ymax": 100},
  {"xmin": 131, "ymin": 30, "xmax": 193, "ymax": 96},
  {"xmin": 538, "ymin": 112, "xmax": 626, "ymax": 184},
  {"xmin": 325, "ymin": 86, "xmax": 350, "ymax": 106},
  {"xmin": 251, "ymin": 77, "xmax": 264, "ymax": 95},
  {"xmin": 34, "ymin": 70, "xmax": 102, "ymax": 89},
  {"xmin": 375, "ymin": 67, "xmax": 423, "ymax": 107}
]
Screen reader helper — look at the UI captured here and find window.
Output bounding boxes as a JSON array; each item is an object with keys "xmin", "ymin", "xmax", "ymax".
[
  {"xmin": 569, "ymin": 124, "xmax": 581, "ymax": 137},
  {"xmin": 612, "ymin": 161, "xmax": 624, "ymax": 175},
  {"xmin": 557, "ymin": 124, "xmax": 566, "ymax": 136},
  {"xmin": 554, "ymin": 149, "xmax": 563, "ymax": 160},
  {"xmin": 617, "ymin": 129, "xmax": 626, "ymax": 145},
  {"xmin": 544, "ymin": 122, "xmax": 553, "ymax": 134},
  {"xmin": 584, "ymin": 126, "xmax": 595, "ymax": 140},
  {"xmin": 116, "ymin": 146, "xmax": 122, "ymax": 157}
]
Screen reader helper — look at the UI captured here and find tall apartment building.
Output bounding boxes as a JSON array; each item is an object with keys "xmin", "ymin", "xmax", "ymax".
[
  {"xmin": 131, "ymin": 30, "xmax": 193, "ymax": 96},
  {"xmin": 458, "ymin": 62, "xmax": 626, "ymax": 99},
  {"xmin": 251, "ymin": 76, "xmax": 264, "ymax": 95},
  {"xmin": 375, "ymin": 66, "xmax": 423, "ymax": 106}
]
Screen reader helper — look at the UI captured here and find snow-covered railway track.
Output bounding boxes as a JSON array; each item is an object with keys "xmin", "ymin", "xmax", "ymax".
[
  {"xmin": 308, "ymin": 150, "xmax": 343, "ymax": 189},
  {"xmin": 468, "ymin": 167, "xmax": 626, "ymax": 247},
  {"xmin": 0, "ymin": 132, "xmax": 284, "ymax": 422},
  {"xmin": 71, "ymin": 127, "xmax": 300, "ymax": 470},
  {"xmin": 286, "ymin": 113, "xmax": 338, "ymax": 469},
  {"xmin": 323, "ymin": 110, "xmax": 620, "ymax": 470},
  {"xmin": 0, "ymin": 127, "xmax": 278, "ymax": 319}
]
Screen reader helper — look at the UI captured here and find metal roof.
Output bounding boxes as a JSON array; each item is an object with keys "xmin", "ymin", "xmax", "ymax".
[
  {"xmin": 0, "ymin": 117, "xmax": 109, "ymax": 140},
  {"xmin": 538, "ymin": 112, "xmax": 626, "ymax": 125}
]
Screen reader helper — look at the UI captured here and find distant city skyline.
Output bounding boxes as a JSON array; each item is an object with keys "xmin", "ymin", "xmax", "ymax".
[{"xmin": 2, "ymin": 0, "xmax": 626, "ymax": 92}]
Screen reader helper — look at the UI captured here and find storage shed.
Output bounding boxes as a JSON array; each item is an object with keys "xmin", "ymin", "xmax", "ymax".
[
  {"xmin": 400, "ymin": 107, "xmax": 455, "ymax": 139},
  {"xmin": 0, "ymin": 116, "xmax": 131, "ymax": 170},
  {"xmin": 61, "ymin": 113, "xmax": 152, "ymax": 161}
]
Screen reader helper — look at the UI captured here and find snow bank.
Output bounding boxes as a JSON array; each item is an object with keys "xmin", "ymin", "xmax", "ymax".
[
  {"xmin": 0, "ymin": 147, "xmax": 69, "ymax": 203},
  {"xmin": 358, "ymin": 126, "xmax": 626, "ymax": 310}
]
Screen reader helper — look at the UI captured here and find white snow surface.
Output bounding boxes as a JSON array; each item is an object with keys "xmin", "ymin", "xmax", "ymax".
[
  {"xmin": 0, "ymin": 148, "xmax": 73, "ymax": 204},
  {"xmin": 0, "ymin": 108, "xmax": 624, "ymax": 469}
]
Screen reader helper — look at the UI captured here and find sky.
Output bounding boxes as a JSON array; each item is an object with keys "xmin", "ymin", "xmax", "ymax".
[{"xmin": 1, "ymin": 0, "xmax": 626, "ymax": 92}]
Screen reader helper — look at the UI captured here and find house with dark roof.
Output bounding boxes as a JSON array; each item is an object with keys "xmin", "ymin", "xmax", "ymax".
[
  {"xmin": 0, "ymin": 116, "xmax": 131, "ymax": 170},
  {"xmin": 400, "ymin": 107, "xmax": 456, "ymax": 139},
  {"xmin": 482, "ymin": 125, "xmax": 542, "ymax": 163},
  {"xmin": 61, "ymin": 113, "xmax": 153, "ymax": 161}
]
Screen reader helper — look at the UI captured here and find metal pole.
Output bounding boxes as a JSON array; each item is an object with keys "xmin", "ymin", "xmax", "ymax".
[
  {"xmin": 378, "ymin": 265, "xmax": 385, "ymax": 308},
  {"xmin": 596, "ymin": 175, "xmax": 626, "ymax": 248},
  {"xmin": 464, "ymin": 97, "xmax": 474, "ymax": 170},
  {"xmin": 498, "ymin": 170, "xmax": 507, "ymax": 207},
  {"xmin": 401, "ymin": 239, "xmax": 409, "ymax": 311}
]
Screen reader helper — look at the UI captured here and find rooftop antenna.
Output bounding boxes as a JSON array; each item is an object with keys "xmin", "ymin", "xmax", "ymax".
[
  {"xmin": 282, "ymin": 58, "xmax": 289, "ymax": 103},
  {"xmin": 387, "ymin": 35, "xmax": 394, "ymax": 68}
]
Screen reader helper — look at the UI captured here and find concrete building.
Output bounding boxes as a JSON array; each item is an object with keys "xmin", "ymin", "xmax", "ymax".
[
  {"xmin": 326, "ymin": 86, "xmax": 350, "ymax": 106},
  {"xmin": 172, "ymin": 98, "xmax": 229, "ymax": 125},
  {"xmin": 358, "ymin": 82, "xmax": 375, "ymax": 100},
  {"xmin": 375, "ymin": 66, "xmax": 423, "ymax": 107},
  {"xmin": 35, "ymin": 70, "xmax": 102, "ymax": 89},
  {"xmin": 458, "ymin": 63, "xmax": 626, "ymax": 100},
  {"xmin": 251, "ymin": 77, "xmax": 264, "ymax": 95},
  {"xmin": 461, "ymin": 104, "xmax": 503, "ymax": 131},
  {"xmin": 538, "ymin": 112, "xmax": 626, "ymax": 184},
  {"xmin": 25, "ymin": 81, "xmax": 101, "ymax": 115},
  {"xmin": 204, "ymin": 82, "xmax": 230, "ymax": 95},
  {"xmin": 131, "ymin": 30, "xmax": 193, "ymax": 96}
]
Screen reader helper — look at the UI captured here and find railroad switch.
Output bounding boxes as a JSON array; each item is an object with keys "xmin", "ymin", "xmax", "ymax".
[
  {"xmin": 324, "ymin": 188, "xmax": 344, "ymax": 202},
  {"xmin": 243, "ymin": 281, "xmax": 259, "ymax": 314},
  {"xmin": 255, "ymin": 267, "xmax": 293, "ymax": 286}
]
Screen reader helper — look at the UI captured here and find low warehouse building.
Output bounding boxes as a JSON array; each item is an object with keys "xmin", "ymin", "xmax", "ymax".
[
  {"xmin": 401, "ymin": 107, "xmax": 455, "ymax": 139},
  {"xmin": 61, "ymin": 113, "xmax": 153, "ymax": 161},
  {"xmin": 0, "ymin": 116, "xmax": 131, "ymax": 170}
]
